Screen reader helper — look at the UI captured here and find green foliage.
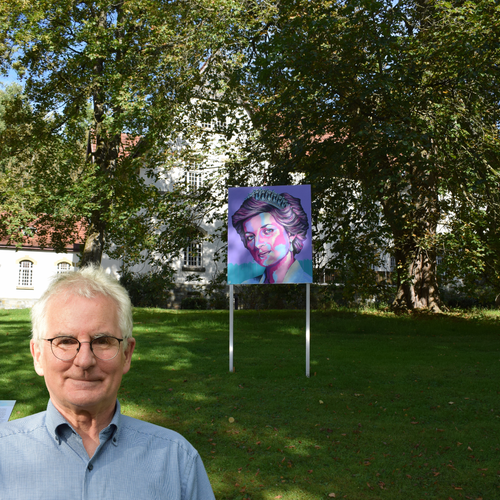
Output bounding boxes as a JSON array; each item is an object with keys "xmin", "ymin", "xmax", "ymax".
[
  {"xmin": 0, "ymin": 83, "xmax": 86, "ymax": 250},
  {"xmin": 234, "ymin": 284, "xmax": 306, "ymax": 310},
  {"xmin": 119, "ymin": 269, "xmax": 174, "ymax": 308},
  {"xmin": 180, "ymin": 295, "xmax": 208, "ymax": 310},
  {"xmin": 441, "ymin": 285, "xmax": 496, "ymax": 310},
  {"xmin": 0, "ymin": 0, "xmax": 261, "ymax": 266},
  {"xmin": 204, "ymin": 272, "xmax": 230, "ymax": 310},
  {"xmin": 216, "ymin": 0, "xmax": 500, "ymax": 311},
  {"xmin": 233, "ymin": 282, "xmax": 395, "ymax": 310}
]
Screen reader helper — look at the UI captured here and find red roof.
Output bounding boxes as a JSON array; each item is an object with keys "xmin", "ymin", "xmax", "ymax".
[{"xmin": 0, "ymin": 216, "xmax": 86, "ymax": 252}]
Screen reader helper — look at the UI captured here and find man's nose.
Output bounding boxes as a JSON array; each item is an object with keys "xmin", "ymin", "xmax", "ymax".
[{"xmin": 74, "ymin": 341, "xmax": 97, "ymax": 367}]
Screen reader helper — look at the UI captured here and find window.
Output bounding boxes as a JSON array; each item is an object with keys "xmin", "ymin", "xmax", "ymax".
[
  {"xmin": 200, "ymin": 119, "xmax": 226, "ymax": 131},
  {"xmin": 184, "ymin": 243, "xmax": 203, "ymax": 268},
  {"xmin": 186, "ymin": 170, "xmax": 203, "ymax": 192},
  {"xmin": 390, "ymin": 256, "xmax": 396, "ymax": 271},
  {"xmin": 18, "ymin": 260, "xmax": 33, "ymax": 287},
  {"xmin": 57, "ymin": 262, "xmax": 72, "ymax": 274}
]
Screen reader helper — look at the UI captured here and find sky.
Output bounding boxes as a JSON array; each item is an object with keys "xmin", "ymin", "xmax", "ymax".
[{"xmin": 0, "ymin": 69, "xmax": 22, "ymax": 89}]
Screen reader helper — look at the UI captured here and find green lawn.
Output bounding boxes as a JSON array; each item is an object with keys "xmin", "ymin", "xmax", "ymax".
[{"xmin": 1, "ymin": 307, "xmax": 499, "ymax": 499}]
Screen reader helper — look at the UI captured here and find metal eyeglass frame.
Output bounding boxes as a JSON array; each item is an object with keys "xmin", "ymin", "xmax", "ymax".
[{"xmin": 44, "ymin": 336, "xmax": 124, "ymax": 361}]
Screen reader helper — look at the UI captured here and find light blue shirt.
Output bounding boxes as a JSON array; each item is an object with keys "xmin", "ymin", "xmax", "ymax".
[{"xmin": 0, "ymin": 400, "xmax": 215, "ymax": 500}]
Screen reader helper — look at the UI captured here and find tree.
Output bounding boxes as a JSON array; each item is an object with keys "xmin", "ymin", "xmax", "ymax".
[
  {"xmin": 217, "ymin": 0, "xmax": 500, "ymax": 310},
  {"xmin": 0, "ymin": 0, "xmax": 252, "ymax": 270},
  {"xmin": 0, "ymin": 82, "xmax": 85, "ymax": 250}
]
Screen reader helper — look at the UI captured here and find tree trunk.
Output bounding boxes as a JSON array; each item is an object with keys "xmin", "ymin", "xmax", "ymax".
[
  {"xmin": 80, "ymin": 223, "xmax": 105, "ymax": 267},
  {"xmin": 392, "ymin": 244, "xmax": 442, "ymax": 312},
  {"xmin": 380, "ymin": 164, "xmax": 443, "ymax": 313}
]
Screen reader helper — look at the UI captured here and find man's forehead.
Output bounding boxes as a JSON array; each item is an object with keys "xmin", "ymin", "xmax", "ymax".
[{"xmin": 46, "ymin": 292, "xmax": 118, "ymax": 315}]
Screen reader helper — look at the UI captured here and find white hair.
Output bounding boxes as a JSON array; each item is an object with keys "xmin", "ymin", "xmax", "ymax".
[{"xmin": 31, "ymin": 265, "xmax": 133, "ymax": 348}]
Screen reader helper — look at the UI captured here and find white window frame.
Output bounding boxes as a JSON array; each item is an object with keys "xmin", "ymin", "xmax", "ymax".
[
  {"xmin": 56, "ymin": 262, "xmax": 72, "ymax": 274},
  {"xmin": 183, "ymin": 243, "xmax": 203, "ymax": 268},
  {"xmin": 185, "ymin": 170, "xmax": 203, "ymax": 192},
  {"xmin": 17, "ymin": 260, "xmax": 34, "ymax": 288},
  {"xmin": 200, "ymin": 118, "xmax": 226, "ymax": 131}
]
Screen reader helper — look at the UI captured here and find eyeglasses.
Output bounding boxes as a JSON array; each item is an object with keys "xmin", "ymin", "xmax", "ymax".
[{"xmin": 44, "ymin": 336, "xmax": 124, "ymax": 361}]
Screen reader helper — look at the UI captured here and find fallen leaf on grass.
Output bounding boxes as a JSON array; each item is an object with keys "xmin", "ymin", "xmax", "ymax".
[{"xmin": 328, "ymin": 494, "xmax": 336, "ymax": 498}]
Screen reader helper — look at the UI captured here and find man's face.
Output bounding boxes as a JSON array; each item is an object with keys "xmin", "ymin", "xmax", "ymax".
[
  {"xmin": 31, "ymin": 293, "xmax": 135, "ymax": 417},
  {"xmin": 243, "ymin": 212, "xmax": 294, "ymax": 267}
]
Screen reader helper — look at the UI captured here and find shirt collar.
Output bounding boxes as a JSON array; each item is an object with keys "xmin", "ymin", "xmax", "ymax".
[{"xmin": 46, "ymin": 399, "xmax": 122, "ymax": 445}]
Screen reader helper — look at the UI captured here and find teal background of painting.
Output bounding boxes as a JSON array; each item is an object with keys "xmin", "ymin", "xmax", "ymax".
[{"xmin": 228, "ymin": 259, "xmax": 313, "ymax": 284}]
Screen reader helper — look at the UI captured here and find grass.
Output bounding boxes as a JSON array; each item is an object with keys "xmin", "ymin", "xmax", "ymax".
[{"xmin": 0, "ymin": 307, "xmax": 499, "ymax": 499}]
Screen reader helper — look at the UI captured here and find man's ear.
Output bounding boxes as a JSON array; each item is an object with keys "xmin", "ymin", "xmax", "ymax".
[
  {"xmin": 30, "ymin": 340, "xmax": 45, "ymax": 376},
  {"xmin": 122, "ymin": 337, "xmax": 136, "ymax": 375}
]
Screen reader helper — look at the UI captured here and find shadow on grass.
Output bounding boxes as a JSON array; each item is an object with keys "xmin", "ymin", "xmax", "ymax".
[{"xmin": 0, "ymin": 311, "xmax": 47, "ymax": 417}]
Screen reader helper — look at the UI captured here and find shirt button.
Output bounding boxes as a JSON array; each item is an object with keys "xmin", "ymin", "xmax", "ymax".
[{"xmin": 88, "ymin": 464, "xmax": 93, "ymax": 471}]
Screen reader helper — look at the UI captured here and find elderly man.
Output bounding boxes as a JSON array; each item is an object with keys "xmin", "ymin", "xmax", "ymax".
[{"xmin": 0, "ymin": 266, "xmax": 215, "ymax": 499}]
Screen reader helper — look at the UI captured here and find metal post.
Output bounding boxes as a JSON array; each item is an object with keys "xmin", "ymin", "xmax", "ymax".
[
  {"xmin": 306, "ymin": 283, "xmax": 310, "ymax": 377},
  {"xmin": 229, "ymin": 284, "xmax": 234, "ymax": 372}
]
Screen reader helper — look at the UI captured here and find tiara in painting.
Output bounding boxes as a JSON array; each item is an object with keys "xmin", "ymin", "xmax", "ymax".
[{"xmin": 245, "ymin": 189, "xmax": 289, "ymax": 209}]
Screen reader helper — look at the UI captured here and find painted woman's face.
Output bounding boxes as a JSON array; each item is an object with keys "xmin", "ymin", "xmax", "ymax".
[{"xmin": 243, "ymin": 212, "xmax": 293, "ymax": 267}]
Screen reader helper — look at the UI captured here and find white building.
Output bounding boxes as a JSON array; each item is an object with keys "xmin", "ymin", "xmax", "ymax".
[{"xmin": 0, "ymin": 239, "xmax": 81, "ymax": 309}]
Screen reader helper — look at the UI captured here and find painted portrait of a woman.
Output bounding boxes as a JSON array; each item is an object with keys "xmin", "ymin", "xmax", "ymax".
[{"xmin": 230, "ymin": 187, "xmax": 313, "ymax": 284}]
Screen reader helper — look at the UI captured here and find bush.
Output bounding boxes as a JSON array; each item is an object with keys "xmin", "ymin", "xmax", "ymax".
[
  {"xmin": 180, "ymin": 295, "xmax": 208, "ymax": 310},
  {"xmin": 441, "ymin": 285, "xmax": 497, "ymax": 310},
  {"xmin": 234, "ymin": 283, "xmax": 330, "ymax": 310},
  {"xmin": 119, "ymin": 270, "xmax": 173, "ymax": 308},
  {"xmin": 204, "ymin": 273, "xmax": 229, "ymax": 309}
]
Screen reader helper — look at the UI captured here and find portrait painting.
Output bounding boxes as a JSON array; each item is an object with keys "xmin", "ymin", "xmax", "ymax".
[{"xmin": 228, "ymin": 185, "xmax": 313, "ymax": 285}]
